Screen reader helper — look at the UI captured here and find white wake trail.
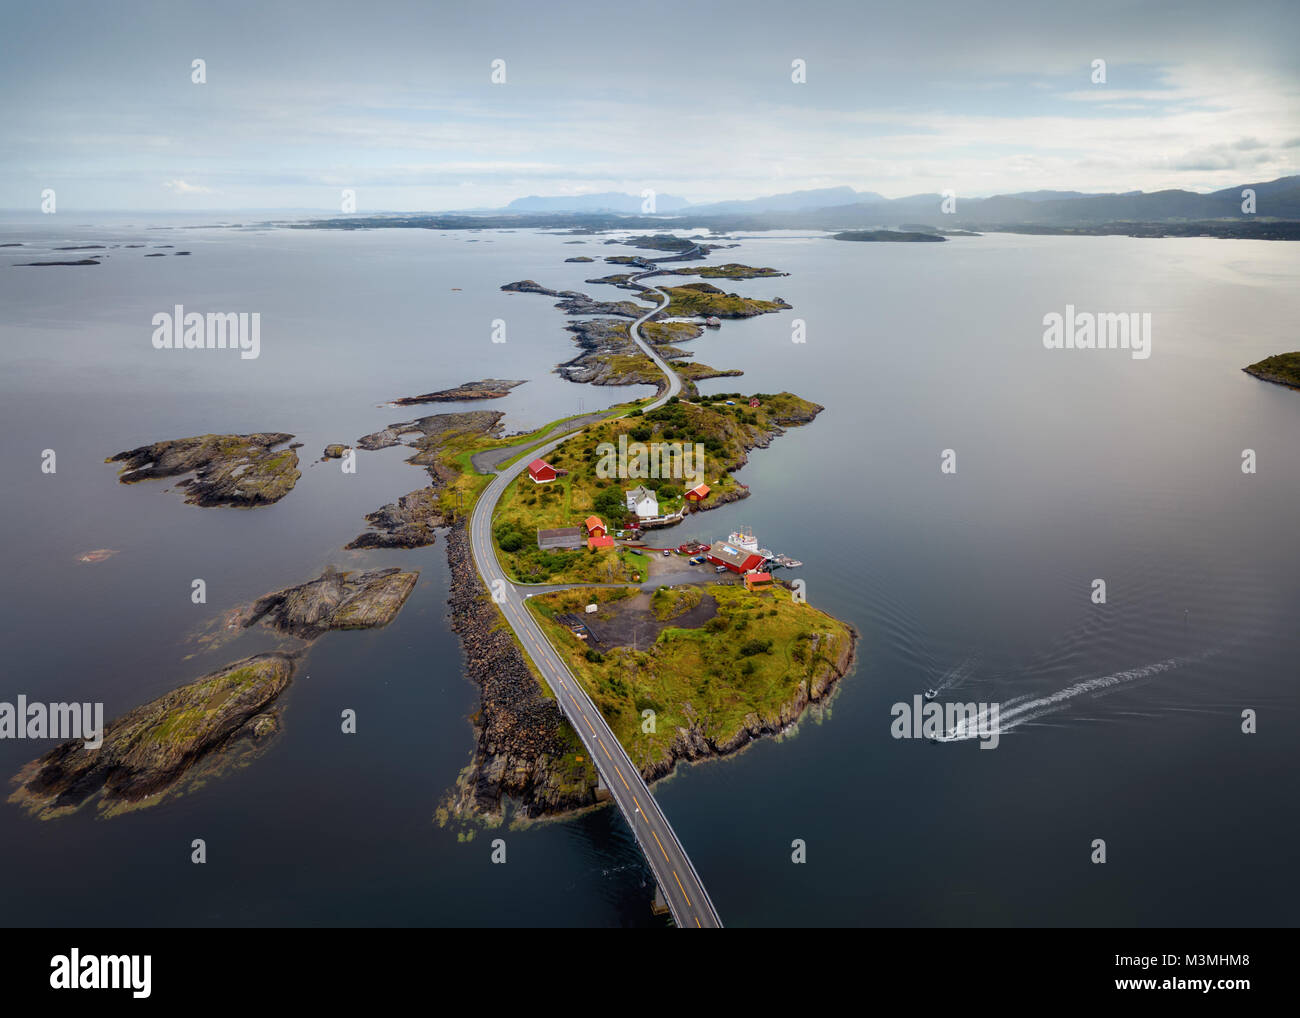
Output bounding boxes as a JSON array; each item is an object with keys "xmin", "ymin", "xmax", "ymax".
[{"xmin": 939, "ymin": 648, "xmax": 1219, "ymax": 742}]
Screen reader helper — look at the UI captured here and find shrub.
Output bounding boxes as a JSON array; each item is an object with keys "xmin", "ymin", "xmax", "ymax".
[{"xmin": 738, "ymin": 638, "xmax": 773, "ymax": 657}]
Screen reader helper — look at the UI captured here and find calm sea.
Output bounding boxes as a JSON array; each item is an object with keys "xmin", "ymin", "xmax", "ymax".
[{"xmin": 1, "ymin": 215, "xmax": 1296, "ymax": 926}]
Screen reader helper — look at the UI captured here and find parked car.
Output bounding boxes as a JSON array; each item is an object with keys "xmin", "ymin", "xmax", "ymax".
[
  {"xmin": 715, "ymin": 564, "xmax": 728, "ymax": 574},
  {"xmin": 689, "ymin": 555, "xmax": 705, "ymax": 565},
  {"xmin": 662, "ymin": 549, "xmax": 670, "ymax": 557}
]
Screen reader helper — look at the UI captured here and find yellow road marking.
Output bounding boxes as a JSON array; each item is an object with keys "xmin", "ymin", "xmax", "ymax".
[
  {"xmin": 673, "ymin": 870, "xmax": 692, "ymax": 907},
  {"xmin": 651, "ymin": 830, "xmax": 670, "ymax": 863},
  {"xmin": 694, "ymin": 917, "xmax": 701, "ymax": 928},
  {"xmin": 616, "ymin": 770, "xmax": 629, "ymax": 790}
]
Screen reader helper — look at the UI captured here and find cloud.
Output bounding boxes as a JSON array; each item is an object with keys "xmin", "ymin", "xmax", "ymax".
[{"xmin": 162, "ymin": 179, "xmax": 214, "ymax": 194}]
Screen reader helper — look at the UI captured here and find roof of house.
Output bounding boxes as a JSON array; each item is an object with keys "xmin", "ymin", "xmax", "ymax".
[
  {"xmin": 745, "ymin": 571, "xmax": 773, "ymax": 584},
  {"xmin": 537, "ymin": 527, "xmax": 583, "ymax": 549},
  {"xmin": 587, "ymin": 535, "xmax": 615, "ymax": 549},
  {"xmin": 625, "ymin": 485, "xmax": 659, "ymax": 509},
  {"xmin": 687, "ymin": 482, "xmax": 711, "ymax": 497},
  {"xmin": 584, "ymin": 515, "xmax": 605, "ymax": 532},
  {"xmin": 708, "ymin": 540, "xmax": 764, "ymax": 569},
  {"xmin": 527, "ymin": 458, "xmax": 553, "ymax": 473}
]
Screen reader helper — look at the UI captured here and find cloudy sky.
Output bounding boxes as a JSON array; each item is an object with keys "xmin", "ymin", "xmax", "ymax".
[{"xmin": 2, "ymin": 0, "xmax": 1298, "ymax": 210}]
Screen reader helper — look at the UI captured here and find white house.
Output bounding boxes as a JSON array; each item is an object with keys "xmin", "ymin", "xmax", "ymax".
[{"xmin": 625, "ymin": 484, "xmax": 659, "ymax": 518}]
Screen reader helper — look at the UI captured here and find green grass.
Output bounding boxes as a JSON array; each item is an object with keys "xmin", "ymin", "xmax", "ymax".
[
  {"xmin": 656, "ymin": 283, "xmax": 790, "ymax": 318},
  {"xmin": 528, "ymin": 584, "xmax": 853, "ymax": 772},
  {"xmin": 485, "ymin": 392, "xmax": 820, "ymax": 584},
  {"xmin": 1244, "ymin": 351, "xmax": 1300, "ymax": 390}
]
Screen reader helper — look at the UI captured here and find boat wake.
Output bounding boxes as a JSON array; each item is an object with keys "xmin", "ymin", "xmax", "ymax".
[{"xmin": 937, "ymin": 646, "xmax": 1221, "ymax": 742}]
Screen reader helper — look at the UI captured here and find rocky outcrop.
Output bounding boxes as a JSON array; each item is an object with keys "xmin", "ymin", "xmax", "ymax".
[
  {"xmin": 665, "ymin": 263, "xmax": 789, "ymax": 280},
  {"xmin": 107, "ymin": 433, "xmax": 300, "ymax": 507},
  {"xmin": 346, "ymin": 488, "xmax": 444, "ymax": 548},
  {"xmin": 554, "ymin": 294, "xmax": 651, "ymax": 317},
  {"xmin": 356, "ymin": 410, "xmax": 503, "ymax": 455},
  {"xmin": 243, "ymin": 566, "xmax": 418, "ymax": 640},
  {"xmin": 9, "ymin": 653, "xmax": 296, "ymax": 819},
  {"xmin": 500, "ymin": 279, "xmax": 585, "ymax": 298},
  {"xmin": 1243, "ymin": 352, "xmax": 1300, "ymax": 391},
  {"xmin": 641, "ymin": 320, "xmax": 705, "ymax": 345},
  {"xmin": 391, "ymin": 379, "xmax": 525, "ymax": 406},
  {"xmin": 16, "ymin": 259, "xmax": 102, "ymax": 267},
  {"xmin": 443, "ymin": 525, "xmax": 597, "ymax": 820}
]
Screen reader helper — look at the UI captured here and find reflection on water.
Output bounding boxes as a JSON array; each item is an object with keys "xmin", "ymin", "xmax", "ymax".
[{"xmin": 1, "ymin": 220, "xmax": 1297, "ymax": 926}]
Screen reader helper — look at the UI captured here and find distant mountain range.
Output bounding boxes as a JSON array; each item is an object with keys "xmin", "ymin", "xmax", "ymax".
[
  {"xmin": 505, "ymin": 192, "xmax": 692, "ymax": 213},
  {"xmin": 492, "ymin": 177, "xmax": 1300, "ymax": 227},
  {"xmin": 504, "ymin": 185, "xmax": 882, "ymax": 216}
]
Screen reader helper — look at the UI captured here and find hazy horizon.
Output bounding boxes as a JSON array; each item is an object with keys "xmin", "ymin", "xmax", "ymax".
[{"xmin": 3, "ymin": 0, "xmax": 1298, "ymax": 212}]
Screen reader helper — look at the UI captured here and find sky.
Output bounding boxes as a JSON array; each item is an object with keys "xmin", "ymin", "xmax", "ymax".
[{"xmin": 2, "ymin": 0, "xmax": 1298, "ymax": 211}]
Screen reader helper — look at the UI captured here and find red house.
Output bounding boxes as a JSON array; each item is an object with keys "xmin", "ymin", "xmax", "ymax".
[
  {"xmin": 706, "ymin": 540, "xmax": 765, "ymax": 574},
  {"xmin": 744, "ymin": 571, "xmax": 773, "ymax": 591},
  {"xmin": 584, "ymin": 515, "xmax": 607, "ymax": 539},
  {"xmin": 685, "ymin": 482, "xmax": 710, "ymax": 503},
  {"xmin": 587, "ymin": 535, "xmax": 615, "ymax": 550},
  {"xmin": 527, "ymin": 458, "xmax": 556, "ymax": 483}
]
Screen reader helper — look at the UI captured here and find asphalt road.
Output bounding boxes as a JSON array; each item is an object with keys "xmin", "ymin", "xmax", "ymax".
[{"xmin": 466, "ymin": 281, "xmax": 719, "ymax": 928}]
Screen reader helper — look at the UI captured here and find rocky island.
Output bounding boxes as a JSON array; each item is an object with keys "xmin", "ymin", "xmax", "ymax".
[
  {"xmin": 1243, "ymin": 352, "xmax": 1300, "ymax": 391},
  {"xmin": 108, "ymin": 433, "xmax": 301, "ymax": 507},
  {"xmin": 391, "ymin": 379, "xmax": 526, "ymax": 406},
  {"xmin": 654, "ymin": 283, "xmax": 791, "ymax": 318},
  {"xmin": 9, "ymin": 653, "xmax": 297, "ymax": 819},
  {"xmin": 832, "ymin": 229, "xmax": 947, "ymax": 242},
  {"xmin": 242, "ymin": 566, "xmax": 419, "ymax": 639}
]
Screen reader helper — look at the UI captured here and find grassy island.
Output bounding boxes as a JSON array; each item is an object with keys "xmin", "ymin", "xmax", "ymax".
[
  {"xmin": 655, "ymin": 283, "xmax": 791, "ymax": 318},
  {"xmin": 528, "ymin": 582, "xmax": 855, "ymax": 775},
  {"xmin": 1243, "ymin": 352, "xmax": 1300, "ymax": 390},
  {"xmin": 487, "ymin": 392, "xmax": 822, "ymax": 584}
]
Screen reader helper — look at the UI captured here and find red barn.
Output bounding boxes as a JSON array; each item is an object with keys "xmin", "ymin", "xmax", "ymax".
[
  {"xmin": 707, "ymin": 540, "xmax": 765, "ymax": 574},
  {"xmin": 527, "ymin": 458, "xmax": 556, "ymax": 483},
  {"xmin": 685, "ymin": 482, "xmax": 710, "ymax": 503}
]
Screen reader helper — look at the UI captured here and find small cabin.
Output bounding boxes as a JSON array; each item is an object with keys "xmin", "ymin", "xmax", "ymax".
[
  {"xmin": 685, "ymin": 482, "xmax": 711, "ymax": 503},
  {"xmin": 584, "ymin": 515, "xmax": 607, "ymax": 539},
  {"xmin": 744, "ymin": 571, "xmax": 774, "ymax": 591},
  {"xmin": 527, "ymin": 458, "xmax": 557, "ymax": 483}
]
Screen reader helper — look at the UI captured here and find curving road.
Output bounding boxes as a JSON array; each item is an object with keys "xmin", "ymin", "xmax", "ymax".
[{"xmin": 467, "ymin": 270, "xmax": 719, "ymax": 928}]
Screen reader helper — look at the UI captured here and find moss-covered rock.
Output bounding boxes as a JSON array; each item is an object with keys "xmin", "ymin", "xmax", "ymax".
[
  {"xmin": 9, "ymin": 653, "xmax": 297, "ymax": 819},
  {"xmin": 107, "ymin": 433, "xmax": 301, "ymax": 507}
]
